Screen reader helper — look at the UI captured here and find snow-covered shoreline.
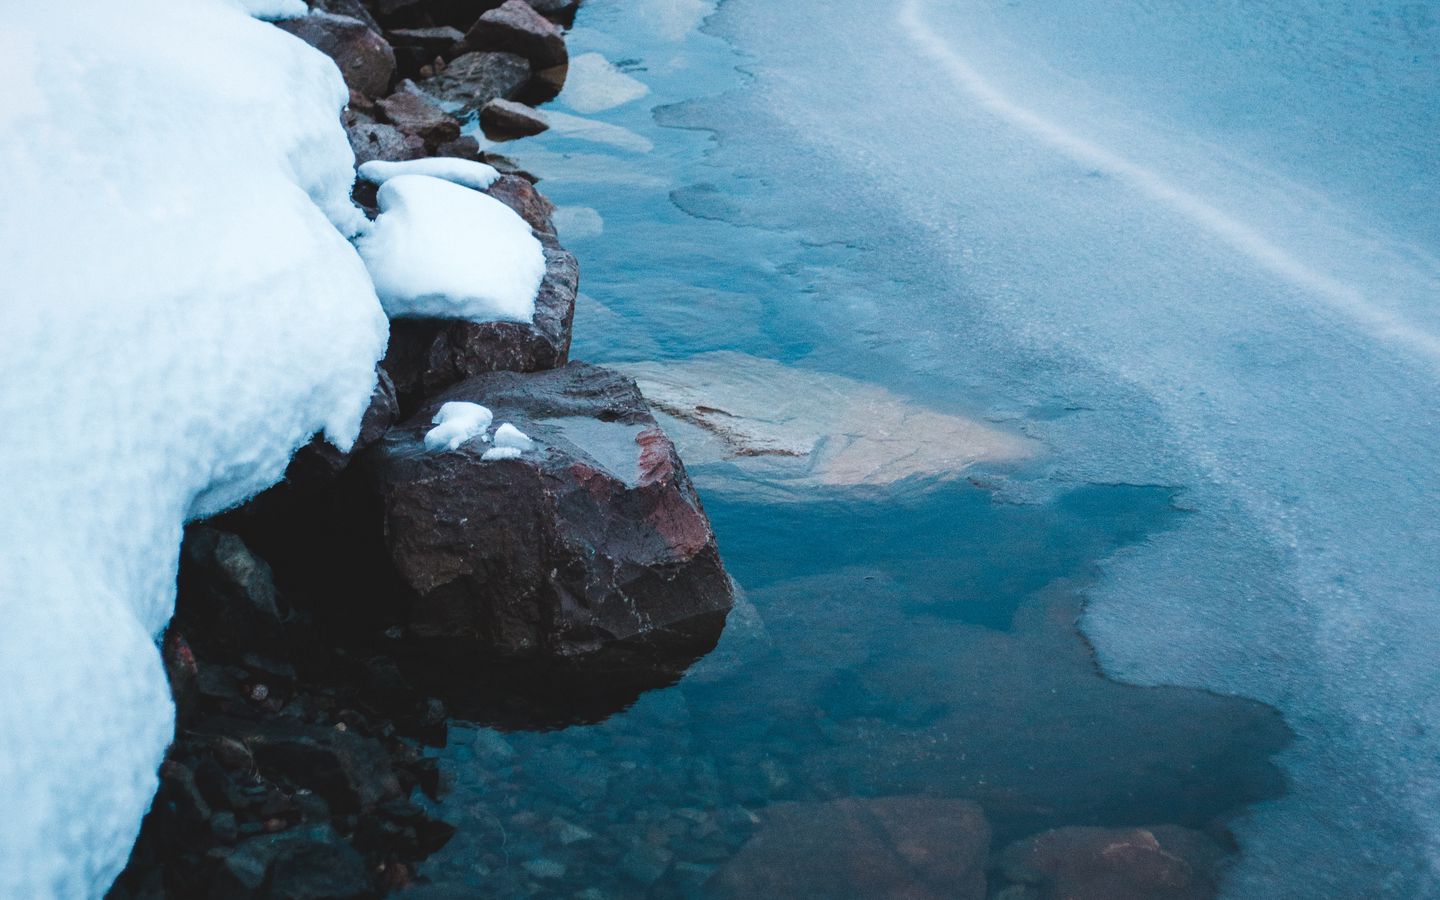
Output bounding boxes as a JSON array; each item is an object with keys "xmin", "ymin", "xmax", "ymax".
[{"xmin": 0, "ymin": 1, "xmax": 571, "ymax": 894}]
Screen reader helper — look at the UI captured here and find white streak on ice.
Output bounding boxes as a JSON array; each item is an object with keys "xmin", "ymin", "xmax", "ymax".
[{"xmin": 897, "ymin": 0, "xmax": 1440, "ymax": 369}]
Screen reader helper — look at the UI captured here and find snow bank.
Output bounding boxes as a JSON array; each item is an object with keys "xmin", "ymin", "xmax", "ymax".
[
  {"xmin": 0, "ymin": 1, "xmax": 388, "ymax": 895},
  {"xmin": 357, "ymin": 174, "xmax": 547, "ymax": 322},
  {"xmin": 358, "ymin": 157, "xmax": 502, "ymax": 191}
]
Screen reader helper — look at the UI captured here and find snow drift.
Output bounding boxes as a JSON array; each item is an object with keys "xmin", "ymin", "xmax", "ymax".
[{"xmin": 0, "ymin": 1, "xmax": 389, "ymax": 894}]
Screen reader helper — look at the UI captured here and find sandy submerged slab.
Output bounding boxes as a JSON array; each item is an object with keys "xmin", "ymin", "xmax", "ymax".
[{"xmin": 613, "ymin": 352, "xmax": 1037, "ymax": 498}]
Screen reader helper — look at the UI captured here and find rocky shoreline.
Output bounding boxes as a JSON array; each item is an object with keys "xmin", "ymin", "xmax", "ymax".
[
  {"xmin": 98, "ymin": 3, "xmax": 1258, "ymax": 898},
  {"xmin": 107, "ymin": 2, "xmax": 733, "ymax": 896}
]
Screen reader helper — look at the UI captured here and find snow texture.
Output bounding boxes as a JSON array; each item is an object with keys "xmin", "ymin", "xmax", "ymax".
[
  {"xmin": 357, "ymin": 157, "xmax": 502, "ymax": 192},
  {"xmin": 493, "ymin": 422, "xmax": 537, "ymax": 451},
  {"xmin": 424, "ymin": 401, "xmax": 494, "ymax": 451},
  {"xmin": 229, "ymin": 0, "xmax": 307, "ymax": 19},
  {"xmin": 482, "ymin": 446, "xmax": 525, "ymax": 461},
  {"xmin": 0, "ymin": 1, "xmax": 388, "ymax": 895},
  {"xmin": 356, "ymin": 174, "xmax": 546, "ymax": 322}
]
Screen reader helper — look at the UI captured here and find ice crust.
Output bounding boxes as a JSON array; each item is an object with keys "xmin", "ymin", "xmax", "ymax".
[
  {"xmin": 357, "ymin": 157, "xmax": 502, "ymax": 192},
  {"xmin": 357, "ymin": 174, "xmax": 547, "ymax": 321},
  {"xmin": 0, "ymin": 1, "xmax": 389, "ymax": 895}
]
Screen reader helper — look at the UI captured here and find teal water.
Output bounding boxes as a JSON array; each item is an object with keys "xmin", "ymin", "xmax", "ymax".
[{"xmin": 410, "ymin": 0, "xmax": 1440, "ymax": 894}]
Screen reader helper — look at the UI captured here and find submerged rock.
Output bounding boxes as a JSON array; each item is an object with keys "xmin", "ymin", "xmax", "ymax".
[
  {"xmin": 614, "ymin": 352, "xmax": 1037, "ymax": 499},
  {"xmin": 277, "ymin": 12, "xmax": 396, "ymax": 99},
  {"xmin": 367, "ymin": 363, "xmax": 733, "ymax": 662},
  {"xmin": 709, "ymin": 797, "xmax": 991, "ymax": 899},
  {"xmin": 999, "ymin": 825, "xmax": 1225, "ymax": 900}
]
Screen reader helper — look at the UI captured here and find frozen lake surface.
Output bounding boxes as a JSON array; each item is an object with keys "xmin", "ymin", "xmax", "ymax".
[{"xmin": 416, "ymin": 0, "xmax": 1440, "ymax": 895}]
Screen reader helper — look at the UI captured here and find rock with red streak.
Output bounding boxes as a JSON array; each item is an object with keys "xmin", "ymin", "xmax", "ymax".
[
  {"xmin": 381, "ymin": 188, "xmax": 575, "ymax": 409},
  {"xmin": 462, "ymin": 0, "xmax": 567, "ymax": 71},
  {"xmin": 999, "ymin": 825, "xmax": 1226, "ymax": 900},
  {"xmin": 276, "ymin": 12, "xmax": 395, "ymax": 98},
  {"xmin": 709, "ymin": 797, "xmax": 991, "ymax": 899},
  {"xmin": 376, "ymin": 82, "xmax": 462, "ymax": 145},
  {"xmin": 366, "ymin": 363, "xmax": 733, "ymax": 662},
  {"xmin": 480, "ymin": 97, "xmax": 549, "ymax": 138}
]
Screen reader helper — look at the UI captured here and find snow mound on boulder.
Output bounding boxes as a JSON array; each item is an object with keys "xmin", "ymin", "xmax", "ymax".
[
  {"xmin": 357, "ymin": 174, "xmax": 546, "ymax": 322},
  {"xmin": 0, "ymin": 1, "xmax": 388, "ymax": 894}
]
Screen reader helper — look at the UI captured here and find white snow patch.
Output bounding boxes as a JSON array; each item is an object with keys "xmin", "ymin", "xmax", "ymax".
[
  {"xmin": 562, "ymin": 53, "xmax": 651, "ymax": 114},
  {"xmin": 357, "ymin": 174, "xmax": 546, "ymax": 321},
  {"xmin": 493, "ymin": 422, "xmax": 536, "ymax": 451},
  {"xmin": 230, "ymin": 0, "xmax": 307, "ymax": 19},
  {"xmin": 0, "ymin": 1, "xmax": 387, "ymax": 895},
  {"xmin": 482, "ymin": 446, "xmax": 524, "ymax": 461},
  {"xmin": 357, "ymin": 157, "xmax": 502, "ymax": 192},
  {"xmin": 424, "ymin": 401, "xmax": 494, "ymax": 451}
]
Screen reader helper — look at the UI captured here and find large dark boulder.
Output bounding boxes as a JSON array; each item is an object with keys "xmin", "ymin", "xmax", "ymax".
[
  {"xmin": 367, "ymin": 363, "xmax": 733, "ymax": 664},
  {"xmin": 277, "ymin": 12, "xmax": 396, "ymax": 99},
  {"xmin": 1000, "ymin": 825, "xmax": 1225, "ymax": 900},
  {"xmin": 381, "ymin": 190, "xmax": 576, "ymax": 410},
  {"xmin": 461, "ymin": 0, "xmax": 567, "ymax": 71},
  {"xmin": 708, "ymin": 797, "xmax": 991, "ymax": 899},
  {"xmin": 412, "ymin": 50, "xmax": 531, "ymax": 116}
]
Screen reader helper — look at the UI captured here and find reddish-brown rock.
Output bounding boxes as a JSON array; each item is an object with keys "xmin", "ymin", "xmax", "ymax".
[
  {"xmin": 480, "ymin": 97, "xmax": 549, "ymax": 138},
  {"xmin": 276, "ymin": 12, "xmax": 395, "ymax": 99},
  {"xmin": 1000, "ymin": 825, "xmax": 1226, "ymax": 900},
  {"xmin": 710, "ymin": 797, "xmax": 991, "ymax": 899},
  {"xmin": 462, "ymin": 0, "xmax": 567, "ymax": 71},
  {"xmin": 367, "ymin": 363, "xmax": 733, "ymax": 662},
  {"xmin": 376, "ymin": 84, "xmax": 462, "ymax": 145}
]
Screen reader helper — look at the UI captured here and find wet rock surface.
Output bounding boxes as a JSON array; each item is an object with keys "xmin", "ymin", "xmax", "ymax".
[{"xmin": 369, "ymin": 362, "xmax": 734, "ymax": 662}]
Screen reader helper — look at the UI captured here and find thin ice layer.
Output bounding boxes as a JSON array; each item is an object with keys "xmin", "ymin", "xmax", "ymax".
[
  {"xmin": 0, "ymin": 1, "xmax": 388, "ymax": 895},
  {"xmin": 357, "ymin": 174, "xmax": 546, "ymax": 322}
]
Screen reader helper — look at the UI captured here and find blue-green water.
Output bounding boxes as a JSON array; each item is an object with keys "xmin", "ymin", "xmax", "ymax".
[{"xmin": 410, "ymin": 0, "xmax": 1440, "ymax": 894}]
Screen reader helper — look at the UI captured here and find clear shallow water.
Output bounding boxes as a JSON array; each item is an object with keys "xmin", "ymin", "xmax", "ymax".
[{"xmin": 416, "ymin": 0, "xmax": 1440, "ymax": 895}]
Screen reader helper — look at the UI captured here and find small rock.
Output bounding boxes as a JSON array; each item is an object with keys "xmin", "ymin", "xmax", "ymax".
[
  {"xmin": 999, "ymin": 825, "xmax": 1225, "ymax": 900},
  {"xmin": 480, "ymin": 97, "xmax": 549, "ymax": 137},
  {"xmin": 347, "ymin": 121, "xmax": 426, "ymax": 165},
  {"xmin": 621, "ymin": 844, "xmax": 673, "ymax": 887},
  {"xmin": 176, "ymin": 528, "xmax": 287, "ymax": 661},
  {"xmin": 277, "ymin": 12, "xmax": 396, "ymax": 99},
  {"xmin": 210, "ymin": 811, "xmax": 239, "ymax": 844},
  {"xmin": 523, "ymin": 858, "xmax": 567, "ymax": 880},
  {"xmin": 413, "ymin": 50, "xmax": 531, "ymax": 116},
  {"xmin": 377, "ymin": 84, "xmax": 462, "ymax": 145},
  {"xmin": 463, "ymin": 0, "xmax": 567, "ymax": 71},
  {"xmin": 710, "ymin": 797, "xmax": 991, "ymax": 899}
]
